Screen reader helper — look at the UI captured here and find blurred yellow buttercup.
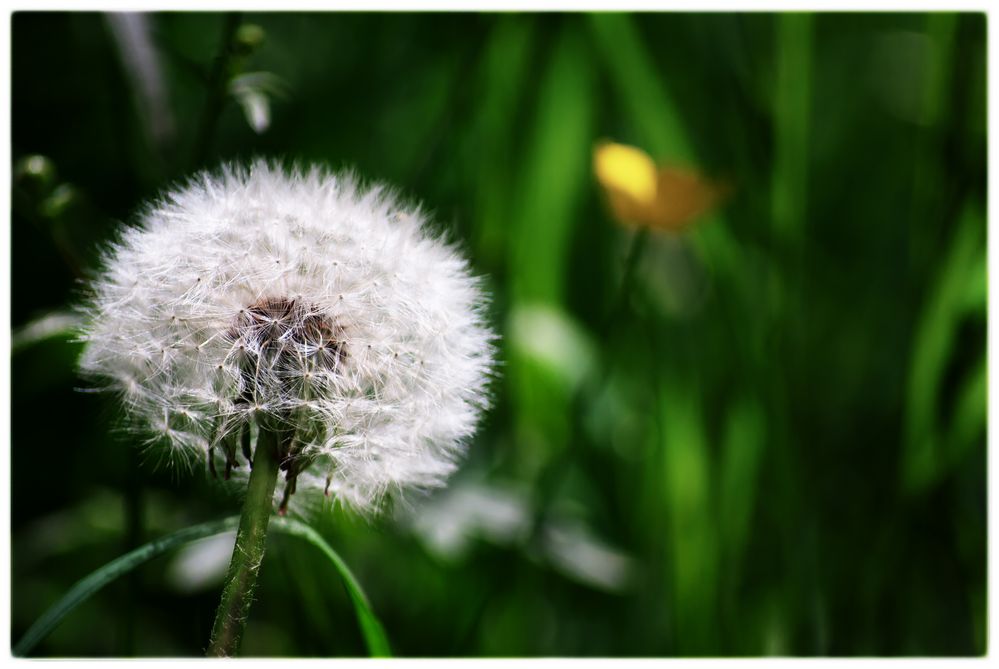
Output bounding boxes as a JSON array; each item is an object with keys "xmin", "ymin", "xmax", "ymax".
[{"xmin": 593, "ymin": 141, "xmax": 726, "ymax": 232}]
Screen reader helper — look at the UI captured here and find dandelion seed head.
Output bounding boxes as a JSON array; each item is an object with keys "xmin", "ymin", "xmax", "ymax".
[{"xmin": 79, "ymin": 160, "xmax": 496, "ymax": 515}]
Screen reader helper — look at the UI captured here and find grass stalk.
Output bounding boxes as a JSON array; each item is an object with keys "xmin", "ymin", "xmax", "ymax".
[{"xmin": 191, "ymin": 12, "xmax": 242, "ymax": 169}]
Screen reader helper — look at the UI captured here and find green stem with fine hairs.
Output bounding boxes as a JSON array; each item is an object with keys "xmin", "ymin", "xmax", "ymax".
[{"xmin": 207, "ymin": 424, "xmax": 283, "ymax": 657}]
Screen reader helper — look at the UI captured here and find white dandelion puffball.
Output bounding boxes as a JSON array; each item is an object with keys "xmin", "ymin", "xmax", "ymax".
[{"xmin": 80, "ymin": 161, "xmax": 495, "ymax": 515}]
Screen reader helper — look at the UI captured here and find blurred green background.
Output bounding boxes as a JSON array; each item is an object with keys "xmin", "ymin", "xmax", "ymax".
[{"xmin": 11, "ymin": 11, "xmax": 986, "ymax": 657}]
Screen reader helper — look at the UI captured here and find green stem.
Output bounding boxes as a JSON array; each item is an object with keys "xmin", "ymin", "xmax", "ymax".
[
  {"xmin": 600, "ymin": 227, "xmax": 650, "ymax": 340},
  {"xmin": 207, "ymin": 424, "xmax": 282, "ymax": 657},
  {"xmin": 527, "ymin": 227, "xmax": 650, "ymax": 546},
  {"xmin": 191, "ymin": 12, "xmax": 242, "ymax": 169},
  {"xmin": 770, "ymin": 11, "xmax": 817, "ymax": 648}
]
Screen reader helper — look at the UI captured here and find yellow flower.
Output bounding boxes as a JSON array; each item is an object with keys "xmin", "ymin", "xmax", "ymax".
[{"xmin": 593, "ymin": 141, "xmax": 727, "ymax": 232}]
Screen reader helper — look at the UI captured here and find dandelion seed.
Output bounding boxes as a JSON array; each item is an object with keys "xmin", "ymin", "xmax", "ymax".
[{"xmin": 79, "ymin": 160, "xmax": 496, "ymax": 515}]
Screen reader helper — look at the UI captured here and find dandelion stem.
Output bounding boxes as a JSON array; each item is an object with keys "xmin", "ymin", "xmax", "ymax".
[{"xmin": 207, "ymin": 423, "xmax": 282, "ymax": 657}]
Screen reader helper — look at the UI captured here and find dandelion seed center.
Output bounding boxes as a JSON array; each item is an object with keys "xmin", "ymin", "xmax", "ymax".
[{"xmin": 214, "ymin": 296, "xmax": 348, "ymax": 512}]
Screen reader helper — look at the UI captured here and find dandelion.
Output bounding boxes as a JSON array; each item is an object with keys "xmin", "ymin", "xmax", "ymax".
[{"xmin": 78, "ymin": 160, "xmax": 495, "ymax": 655}]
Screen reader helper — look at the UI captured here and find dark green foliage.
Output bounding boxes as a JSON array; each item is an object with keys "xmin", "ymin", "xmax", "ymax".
[{"xmin": 11, "ymin": 11, "xmax": 986, "ymax": 656}]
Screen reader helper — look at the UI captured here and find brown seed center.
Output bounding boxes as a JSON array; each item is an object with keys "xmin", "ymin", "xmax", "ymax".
[
  {"xmin": 233, "ymin": 296, "xmax": 345, "ymax": 365},
  {"xmin": 211, "ymin": 297, "xmax": 346, "ymax": 513}
]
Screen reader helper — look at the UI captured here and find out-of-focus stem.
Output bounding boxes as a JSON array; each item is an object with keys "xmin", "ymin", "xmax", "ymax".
[
  {"xmin": 528, "ymin": 226, "xmax": 650, "ymax": 543},
  {"xmin": 192, "ymin": 12, "xmax": 242, "ymax": 168}
]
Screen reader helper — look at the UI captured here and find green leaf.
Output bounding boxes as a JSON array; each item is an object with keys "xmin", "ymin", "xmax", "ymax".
[
  {"xmin": 12, "ymin": 311, "xmax": 83, "ymax": 353},
  {"xmin": 945, "ymin": 356, "xmax": 986, "ymax": 466},
  {"xmin": 13, "ymin": 516, "xmax": 240, "ymax": 657},
  {"xmin": 903, "ymin": 203, "xmax": 985, "ymax": 491},
  {"xmin": 504, "ymin": 20, "xmax": 595, "ymax": 464},
  {"xmin": 718, "ymin": 397, "xmax": 766, "ymax": 571},
  {"xmin": 656, "ymin": 377, "xmax": 719, "ymax": 654},
  {"xmin": 507, "ymin": 20, "xmax": 594, "ymax": 305},
  {"xmin": 586, "ymin": 13, "xmax": 692, "ymax": 161},
  {"xmin": 15, "ymin": 515, "xmax": 391, "ymax": 658},
  {"xmin": 772, "ymin": 12, "xmax": 814, "ymax": 245},
  {"xmin": 468, "ymin": 15, "xmax": 536, "ymax": 267},
  {"xmin": 270, "ymin": 516, "xmax": 392, "ymax": 657}
]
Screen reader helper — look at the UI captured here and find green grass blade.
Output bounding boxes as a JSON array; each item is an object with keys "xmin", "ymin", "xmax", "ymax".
[
  {"xmin": 12, "ymin": 311, "xmax": 83, "ymax": 353},
  {"xmin": 16, "ymin": 514, "xmax": 391, "ymax": 658},
  {"xmin": 908, "ymin": 13, "xmax": 959, "ymax": 269},
  {"xmin": 946, "ymin": 355, "xmax": 986, "ymax": 462},
  {"xmin": 504, "ymin": 19, "xmax": 595, "ymax": 464},
  {"xmin": 468, "ymin": 15, "xmax": 536, "ymax": 267},
  {"xmin": 920, "ymin": 12, "xmax": 959, "ymax": 127},
  {"xmin": 13, "ymin": 516, "xmax": 240, "ymax": 657},
  {"xmin": 772, "ymin": 12, "xmax": 814, "ymax": 246},
  {"xmin": 903, "ymin": 203, "xmax": 985, "ymax": 491},
  {"xmin": 718, "ymin": 396, "xmax": 766, "ymax": 575},
  {"xmin": 270, "ymin": 516, "xmax": 391, "ymax": 657},
  {"xmin": 657, "ymin": 377, "xmax": 718, "ymax": 654},
  {"xmin": 508, "ymin": 20, "xmax": 594, "ymax": 305},
  {"xmin": 586, "ymin": 12, "xmax": 692, "ymax": 161}
]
